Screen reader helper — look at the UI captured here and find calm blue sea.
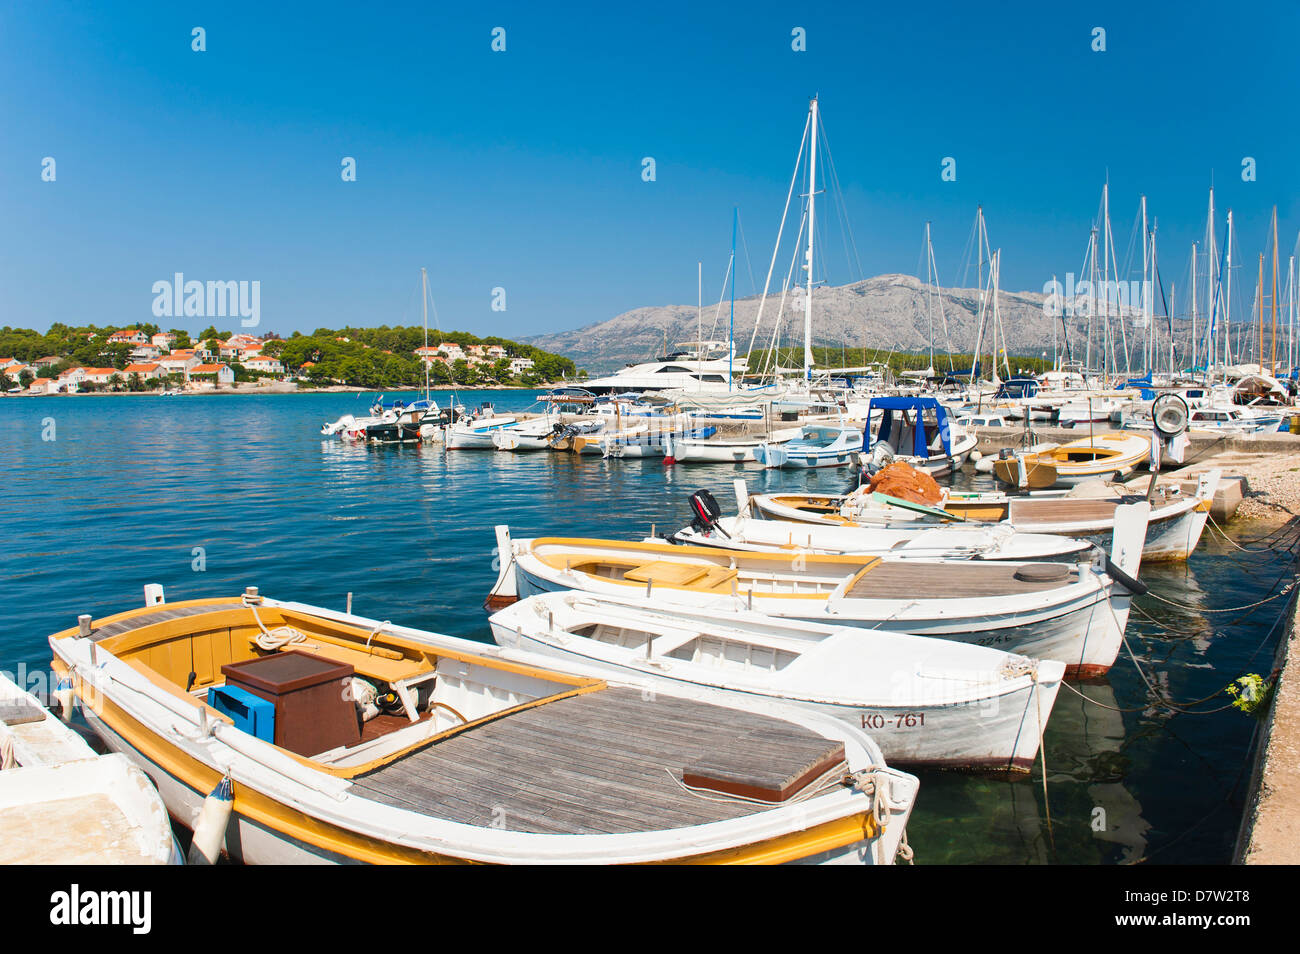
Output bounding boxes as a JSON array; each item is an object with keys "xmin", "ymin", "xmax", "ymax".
[{"xmin": 0, "ymin": 389, "xmax": 1290, "ymax": 864}]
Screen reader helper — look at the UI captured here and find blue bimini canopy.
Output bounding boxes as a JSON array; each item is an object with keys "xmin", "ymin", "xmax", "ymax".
[{"xmin": 865, "ymin": 397, "xmax": 951, "ymax": 458}]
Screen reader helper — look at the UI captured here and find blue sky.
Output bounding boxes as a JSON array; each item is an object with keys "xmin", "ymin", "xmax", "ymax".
[{"xmin": 2, "ymin": 1, "xmax": 1298, "ymax": 341}]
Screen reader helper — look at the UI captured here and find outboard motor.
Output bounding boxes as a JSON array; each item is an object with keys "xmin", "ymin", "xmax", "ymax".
[
  {"xmin": 688, "ymin": 489, "xmax": 729, "ymax": 538},
  {"xmin": 865, "ymin": 442, "xmax": 895, "ymax": 476}
]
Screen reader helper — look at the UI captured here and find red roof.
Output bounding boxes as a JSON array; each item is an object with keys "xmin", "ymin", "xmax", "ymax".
[
  {"xmin": 190, "ymin": 364, "xmax": 228, "ymax": 374},
  {"xmin": 124, "ymin": 363, "xmax": 161, "ymax": 373}
]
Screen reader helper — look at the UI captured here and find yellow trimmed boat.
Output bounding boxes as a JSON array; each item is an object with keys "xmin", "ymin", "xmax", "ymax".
[
  {"xmin": 49, "ymin": 588, "xmax": 919, "ymax": 865},
  {"xmin": 992, "ymin": 433, "xmax": 1150, "ymax": 488}
]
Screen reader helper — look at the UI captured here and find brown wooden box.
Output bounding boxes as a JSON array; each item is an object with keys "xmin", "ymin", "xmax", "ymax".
[{"xmin": 221, "ymin": 652, "xmax": 359, "ymax": 757}]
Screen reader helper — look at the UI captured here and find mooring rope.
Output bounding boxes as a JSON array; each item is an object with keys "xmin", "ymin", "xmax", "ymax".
[
  {"xmin": 1206, "ymin": 513, "xmax": 1300, "ymax": 554},
  {"xmin": 1144, "ymin": 578, "xmax": 1297, "ymax": 614}
]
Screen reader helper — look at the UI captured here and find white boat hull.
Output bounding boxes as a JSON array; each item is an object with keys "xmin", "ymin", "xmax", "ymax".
[{"xmin": 491, "ymin": 616, "xmax": 1060, "ymax": 774}]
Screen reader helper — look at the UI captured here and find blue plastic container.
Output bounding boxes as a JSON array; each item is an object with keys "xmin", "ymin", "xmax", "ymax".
[{"xmin": 207, "ymin": 685, "xmax": 275, "ymax": 742}]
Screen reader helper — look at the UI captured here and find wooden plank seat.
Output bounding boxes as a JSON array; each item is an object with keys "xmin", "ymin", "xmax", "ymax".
[
  {"xmin": 1008, "ymin": 498, "xmax": 1121, "ymax": 526},
  {"xmin": 349, "ymin": 688, "xmax": 848, "ymax": 835},
  {"xmin": 845, "ymin": 560, "xmax": 1079, "ymax": 599}
]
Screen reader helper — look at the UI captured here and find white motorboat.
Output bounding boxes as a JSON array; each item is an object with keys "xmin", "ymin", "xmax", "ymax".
[
  {"xmin": 445, "ymin": 415, "xmax": 520, "ymax": 449},
  {"xmin": 754, "ymin": 425, "xmax": 861, "ymax": 469},
  {"xmin": 667, "ymin": 426, "xmax": 803, "ymax": 464}
]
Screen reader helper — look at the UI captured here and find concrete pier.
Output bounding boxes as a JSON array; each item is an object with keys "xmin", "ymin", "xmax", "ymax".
[{"xmin": 1236, "ymin": 582, "xmax": 1300, "ymax": 864}]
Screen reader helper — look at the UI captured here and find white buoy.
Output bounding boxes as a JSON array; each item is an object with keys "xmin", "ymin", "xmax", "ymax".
[
  {"xmin": 143, "ymin": 583, "xmax": 165, "ymax": 606},
  {"xmin": 189, "ymin": 776, "xmax": 233, "ymax": 865},
  {"xmin": 970, "ymin": 450, "xmax": 983, "ymax": 462},
  {"xmin": 54, "ymin": 677, "xmax": 74, "ymax": 721}
]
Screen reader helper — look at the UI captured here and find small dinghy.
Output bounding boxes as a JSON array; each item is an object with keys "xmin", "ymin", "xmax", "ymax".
[
  {"xmin": 50, "ymin": 588, "xmax": 919, "ymax": 864},
  {"xmin": 491, "ymin": 502, "xmax": 1151, "ymax": 678},
  {"xmin": 993, "ymin": 432, "xmax": 1149, "ymax": 488},
  {"xmin": 754, "ymin": 425, "xmax": 861, "ymax": 469},
  {"xmin": 0, "ymin": 671, "xmax": 178, "ymax": 864},
  {"xmin": 490, "ymin": 592, "xmax": 1065, "ymax": 772}
]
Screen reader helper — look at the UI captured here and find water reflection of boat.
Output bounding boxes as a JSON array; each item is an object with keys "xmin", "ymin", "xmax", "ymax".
[{"xmin": 1048, "ymin": 681, "xmax": 1151, "ymax": 864}]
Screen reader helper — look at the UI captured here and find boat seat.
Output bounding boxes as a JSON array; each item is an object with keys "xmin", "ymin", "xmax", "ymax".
[
  {"xmin": 623, "ymin": 562, "xmax": 711, "ymax": 587},
  {"xmin": 249, "ymin": 635, "xmax": 434, "ymax": 687},
  {"xmin": 1007, "ymin": 498, "xmax": 1120, "ymax": 526}
]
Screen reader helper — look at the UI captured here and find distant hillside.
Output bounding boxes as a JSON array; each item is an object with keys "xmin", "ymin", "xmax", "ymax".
[{"xmin": 524, "ymin": 273, "xmax": 1175, "ymax": 374}]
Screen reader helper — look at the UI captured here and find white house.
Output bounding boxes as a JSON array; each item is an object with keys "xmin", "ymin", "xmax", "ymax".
[
  {"xmin": 509, "ymin": 357, "xmax": 535, "ymax": 375},
  {"xmin": 158, "ymin": 354, "xmax": 199, "ymax": 378},
  {"xmin": 243, "ymin": 355, "xmax": 283, "ymax": 375}
]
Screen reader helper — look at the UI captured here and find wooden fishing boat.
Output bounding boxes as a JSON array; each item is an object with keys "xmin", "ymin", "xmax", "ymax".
[
  {"xmin": 746, "ymin": 471, "xmax": 1219, "ymax": 563},
  {"xmin": 666, "ymin": 486, "xmax": 1092, "ymax": 562},
  {"xmin": 754, "ymin": 425, "xmax": 861, "ymax": 469},
  {"xmin": 491, "ymin": 502, "xmax": 1150, "ymax": 678},
  {"xmin": 0, "ymin": 671, "xmax": 179, "ymax": 864},
  {"xmin": 49, "ymin": 590, "xmax": 919, "ymax": 864},
  {"xmin": 992, "ymin": 432, "xmax": 1149, "ymax": 488},
  {"xmin": 490, "ymin": 592, "xmax": 1066, "ymax": 772}
]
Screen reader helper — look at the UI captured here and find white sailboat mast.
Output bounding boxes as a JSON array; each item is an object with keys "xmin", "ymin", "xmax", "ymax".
[
  {"xmin": 421, "ymin": 266, "xmax": 430, "ymax": 401},
  {"xmin": 1190, "ymin": 242, "xmax": 1198, "ymax": 373},
  {"xmin": 1224, "ymin": 209, "xmax": 1234, "ymax": 376},
  {"xmin": 803, "ymin": 96, "xmax": 818, "ymax": 380}
]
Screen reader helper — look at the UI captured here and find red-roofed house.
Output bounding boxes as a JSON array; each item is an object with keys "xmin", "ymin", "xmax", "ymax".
[
  {"xmin": 28, "ymin": 377, "xmax": 55, "ymax": 394},
  {"xmin": 124, "ymin": 362, "xmax": 162, "ymax": 380},
  {"xmin": 33, "ymin": 356, "xmax": 61, "ymax": 370},
  {"xmin": 107, "ymin": 329, "xmax": 148, "ymax": 345},
  {"xmin": 151, "ymin": 332, "xmax": 176, "ymax": 350},
  {"xmin": 188, "ymin": 363, "xmax": 234, "ymax": 387},
  {"xmin": 82, "ymin": 367, "xmax": 122, "ymax": 385}
]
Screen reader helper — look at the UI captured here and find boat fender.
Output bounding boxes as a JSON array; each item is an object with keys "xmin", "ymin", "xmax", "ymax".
[
  {"xmin": 54, "ymin": 676, "xmax": 75, "ymax": 721},
  {"xmin": 347, "ymin": 677, "xmax": 381, "ymax": 722},
  {"xmin": 1092, "ymin": 544, "xmax": 1148, "ymax": 596},
  {"xmin": 189, "ymin": 776, "xmax": 233, "ymax": 865}
]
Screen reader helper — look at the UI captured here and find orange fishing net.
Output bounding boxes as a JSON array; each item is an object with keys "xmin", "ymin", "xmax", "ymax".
[{"xmin": 867, "ymin": 460, "xmax": 943, "ymax": 506}]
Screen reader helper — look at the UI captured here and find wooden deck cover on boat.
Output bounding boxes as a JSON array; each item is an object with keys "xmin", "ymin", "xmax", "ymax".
[
  {"xmin": 83, "ymin": 602, "xmax": 247, "ymax": 642},
  {"xmin": 845, "ymin": 560, "xmax": 1079, "ymax": 599},
  {"xmin": 349, "ymin": 688, "xmax": 847, "ymax": 835},
  {"xmin": 1007, "ymin": 498, "xmax": 1121, "ymax": 526}
]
